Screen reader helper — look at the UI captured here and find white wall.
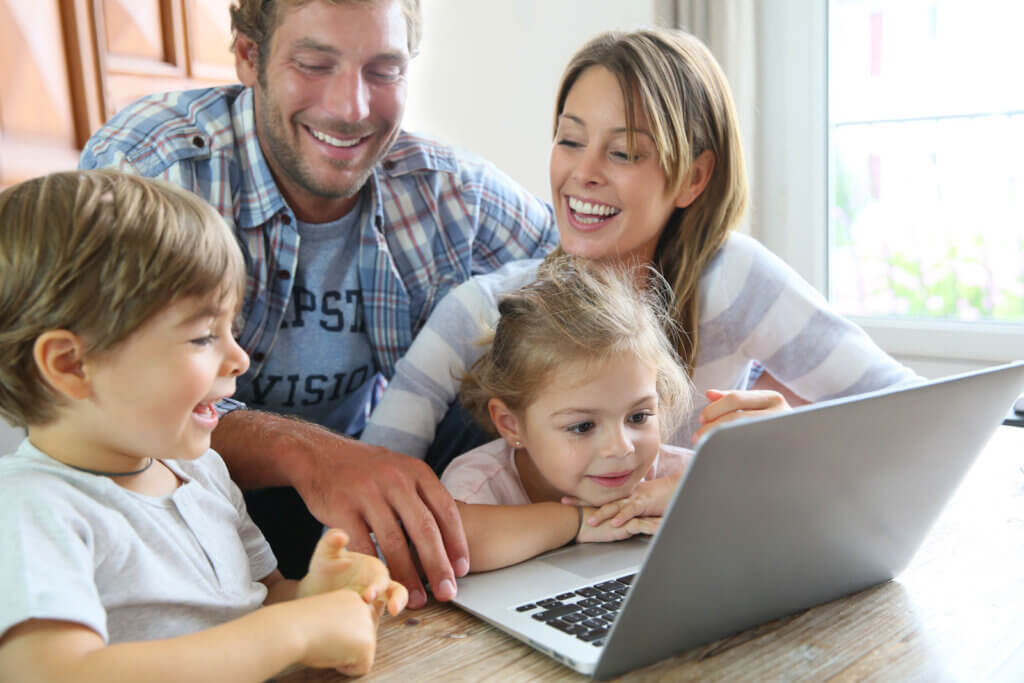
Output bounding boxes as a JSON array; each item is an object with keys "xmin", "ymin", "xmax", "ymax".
[{"xmin": 404, "ymin": 0, "xmax": 665, "ymax": 202}]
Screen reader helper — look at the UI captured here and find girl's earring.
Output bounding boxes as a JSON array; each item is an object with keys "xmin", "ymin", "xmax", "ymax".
[{"xmin": 514, "ymin": 440, "xmax": 522, "ymax": 448}]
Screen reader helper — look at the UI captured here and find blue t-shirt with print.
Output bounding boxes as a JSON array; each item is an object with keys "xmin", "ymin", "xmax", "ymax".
[{"xmin": 233, "ymin": 194, "xmax": 375, "ymax": 436}]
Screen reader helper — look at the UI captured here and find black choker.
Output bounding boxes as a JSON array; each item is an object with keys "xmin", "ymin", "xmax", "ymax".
[{"xmin": 66, "ymin": 458, "xmax": 155, "ymax": 477}]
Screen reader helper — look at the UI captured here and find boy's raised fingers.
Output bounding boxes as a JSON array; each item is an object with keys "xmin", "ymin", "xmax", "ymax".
[
  {"xmin": 311, "ymin": 528, "xmax": 348, "ymax": 561},
  {"xmin": 386, "ymin": 581, "xmax": 409, "ymax": 615}
]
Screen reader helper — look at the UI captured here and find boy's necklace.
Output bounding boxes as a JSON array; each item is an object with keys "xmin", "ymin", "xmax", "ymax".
[{"xmin": 65, "ymin": 458, "xmax": 155, "ymax": 477}]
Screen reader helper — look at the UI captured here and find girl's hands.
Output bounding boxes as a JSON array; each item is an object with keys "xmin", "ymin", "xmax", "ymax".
[
  {"xmin": 563, "ymin": 474, "xmax": 682, "ymax": 530},
  {"xmin": 298, "ymin": 528, "xmax": 409, "ymax": 617},
  {"xmin": 692, "ymin": 388, "xmax": 791, "ymax": 443},
  {"xmin": 573, "ymin": 507, "xmax": 660, "ymax": 544}
]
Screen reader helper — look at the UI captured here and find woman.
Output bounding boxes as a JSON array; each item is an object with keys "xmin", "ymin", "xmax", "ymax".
[{"xmin": 360, "ymin": 28, "xmax": 919, "ymax": 466}]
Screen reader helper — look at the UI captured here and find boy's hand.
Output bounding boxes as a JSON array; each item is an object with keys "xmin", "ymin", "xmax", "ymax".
[
  {"xmin": 298, "ymin": 529, "xmax": 409, "ymax": 616},
  {"xmin": 293, "ymin": 589, "xmax": 379, "ymax": 676},
  {"xmin": 574, "ymin": 507, "xmax": 660, "ymax": 544},
  {"xmin": 563, "ymin": 474, "xmax": 682, "ymax": 529}
]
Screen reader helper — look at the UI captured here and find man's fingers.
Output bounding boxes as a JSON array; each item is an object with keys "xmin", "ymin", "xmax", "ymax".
[
  {"xmin": 296, "ymin": 442, "xmax": 466, "ymax": 609},
  {"xmin": 419, "ymin": 474, "xmax": 470, "ymax": 579},
  {"xmin": 391, "ymin": 485, "xmax": 458, "ymax": 604},
  {"xmin": 364, "ymin": 507, "xmax": 428, "ymax": 608}
]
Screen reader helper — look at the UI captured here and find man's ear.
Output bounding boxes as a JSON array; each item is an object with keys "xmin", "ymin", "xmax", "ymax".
[
  {"xmin": 487, "ymin": 398, "xmax": 523, "ymax": 447},
  {"xmin": 674, "ymin": 149, "xmax": 716, "ymax": 209},
  {"xmin": 33, "ymin": 330, "xmax": 92, "ymax": 401},
  {"xmin": 234, "ymin": 33, "xmax": 260, "ymax": 87}
]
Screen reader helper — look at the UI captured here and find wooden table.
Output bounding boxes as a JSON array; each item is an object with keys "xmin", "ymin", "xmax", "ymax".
[{"xmin": 281, "ymin": 427, "xmax": 1024, "ymax": 681}]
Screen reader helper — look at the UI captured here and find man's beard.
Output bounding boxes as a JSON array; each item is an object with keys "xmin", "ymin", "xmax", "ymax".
[{"xmin": 256, "ymin": 94, "xmax": 389, "ymax": 201}]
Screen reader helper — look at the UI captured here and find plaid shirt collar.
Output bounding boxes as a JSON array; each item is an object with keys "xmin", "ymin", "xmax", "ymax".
[{"xmin": 231, "ymin": 88, "xmax": 290, "ymax": 230}]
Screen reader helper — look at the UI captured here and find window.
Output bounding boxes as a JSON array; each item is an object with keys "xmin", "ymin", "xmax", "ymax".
[
  {"xmin": 828, "ymin": 0, "xmax": 1024, "ymax": 324},
  {"xmin": 756, "ymin": 1, "xmax": 1023, "ymax": 373}
]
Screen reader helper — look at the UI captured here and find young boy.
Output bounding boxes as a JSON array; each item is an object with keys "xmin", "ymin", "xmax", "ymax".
[{"xmin": 0, "ymin": 170, "xmax": 406, "ymax": 682}]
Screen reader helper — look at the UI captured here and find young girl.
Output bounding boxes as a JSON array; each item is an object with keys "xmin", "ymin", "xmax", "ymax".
[
  {"xmin": 440, "ymin": 256, "xmax": 694, "ymax": 571},
  {"xmin": 0, "ymin": 170, "xmax": 405, "ymax": 682},
  {"xmin": 361, "ymin": 27, "xmax": 920, "ymax": 469}
]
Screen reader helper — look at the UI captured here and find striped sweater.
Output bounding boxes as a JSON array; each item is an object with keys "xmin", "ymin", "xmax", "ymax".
[{"xmin": 360, "ymin": 232, "xmax": 921, "ymax": 456}]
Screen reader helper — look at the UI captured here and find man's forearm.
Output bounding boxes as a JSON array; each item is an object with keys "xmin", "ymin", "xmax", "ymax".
[{"xmin": 211, "ymin": 410, "xmax": 325, "ymax": 490}]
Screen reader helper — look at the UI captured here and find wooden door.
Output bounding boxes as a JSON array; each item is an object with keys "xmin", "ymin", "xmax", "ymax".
[{"xmin": 0, "ymin": 0, "xmax": 236, "ymax": 189}]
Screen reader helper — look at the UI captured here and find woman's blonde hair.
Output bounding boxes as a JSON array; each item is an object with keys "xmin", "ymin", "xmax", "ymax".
[
  {"xmin": 551, "ymin": 28, "xmax": 749, "ymax": 372},
  {"xmin": 460, "ymin": 255, "xmax": 693, "ymax": 439},
  {"xmin": 0, "ymin": 170, "xmax": 246, "ymax": 427}
]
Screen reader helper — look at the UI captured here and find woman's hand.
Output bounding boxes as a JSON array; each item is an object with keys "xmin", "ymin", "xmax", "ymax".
[{"xmin": 692, "ymin": 388, "xmax": 791, "ymax": 443}]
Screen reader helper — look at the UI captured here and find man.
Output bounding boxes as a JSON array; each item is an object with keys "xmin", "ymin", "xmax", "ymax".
[{"xmin": 80, "ymin": 0, "xmax": 557, "ymax": 609}]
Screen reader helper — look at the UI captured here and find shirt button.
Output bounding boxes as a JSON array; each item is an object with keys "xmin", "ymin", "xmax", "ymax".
[
  {"xmin": 191, "ymin": 135, "xmax": 205, "ymax": 148},
  {"xmin": 281, "ymin": 214, "xmax": 292, "ymax": 225},
  {"xmin": 277, "ymin": 269, "xmax": 290, "ymax": 280},
  {"xmin": 383, "ymin": 160, "xmax": 396, "ymax": 170}
]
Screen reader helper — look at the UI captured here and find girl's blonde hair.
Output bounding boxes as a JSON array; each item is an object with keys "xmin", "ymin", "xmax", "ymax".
[
  {"xmin": 551, "ymin": 27, "xmax": 749, "ymax": 372},
  {"xmin": 0, "ymin": 170, "xmax": 246, "ymax": 427},
  {"xmin": 460, "ymin": 255, "xmax": 693, "ymax": 438}
]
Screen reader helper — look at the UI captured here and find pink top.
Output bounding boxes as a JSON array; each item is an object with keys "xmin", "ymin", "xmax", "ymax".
[{"xmin": 441, "ymin": 438, "xmax": 694, "ymax": 505}]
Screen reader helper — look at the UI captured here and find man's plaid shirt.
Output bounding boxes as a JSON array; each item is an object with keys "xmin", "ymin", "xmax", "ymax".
[{"xmin": 81, "ymin": 85, "xmax": 557, "ymax": 379}]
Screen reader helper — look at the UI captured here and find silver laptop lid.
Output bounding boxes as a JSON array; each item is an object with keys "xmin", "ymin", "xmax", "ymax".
[{"xmin": 595, "ymin": 361, "xmax": 1024, "ymax": 678}]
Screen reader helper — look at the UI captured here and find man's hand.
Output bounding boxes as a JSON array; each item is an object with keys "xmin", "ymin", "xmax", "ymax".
[
  {"xmin": 298, "ymin": 529, "xmax": 408, "ymax": 617},
  {"xmin": 212, "ymin": 412, "xmax": 469, "ymax": 609},
  {"xmin": 692, "ymin": 389, "xmax": 791, "ymax": 443}
]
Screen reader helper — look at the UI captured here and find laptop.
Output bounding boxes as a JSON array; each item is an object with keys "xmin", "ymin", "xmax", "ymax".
[{"xmin": 451, "ymin": 361, "xmax": 1024, "ymax": 678}]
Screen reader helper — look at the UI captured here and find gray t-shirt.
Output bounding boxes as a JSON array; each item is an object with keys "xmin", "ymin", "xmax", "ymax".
[
  {"xmin": 233, "ymin": 194, "xmax": 376, "ymax": 436},
  {"xmin": 0, "ymin": 440, "xmax": 276, "ymax": 643}
]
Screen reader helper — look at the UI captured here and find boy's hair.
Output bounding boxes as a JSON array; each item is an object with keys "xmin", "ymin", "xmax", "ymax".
[
  {"xmin": 230, "ymin": 0, "xmax": 422, "ymax": 84},
  {"xmin": 460, "ymin": 255, "xmax": 693, "ymax": 439},
  {"xmin": 0, "ymin": 170, "xmax": 246, "ymax": 428},
  {"xmin": 551, "ymin": 28, "xmax": 748, "ymax": 373}
]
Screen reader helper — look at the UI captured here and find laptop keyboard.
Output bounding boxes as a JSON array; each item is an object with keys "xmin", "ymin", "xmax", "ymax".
[{"xmin": 514, "ymin": 574, "xmax": 635, "ymax": 647}]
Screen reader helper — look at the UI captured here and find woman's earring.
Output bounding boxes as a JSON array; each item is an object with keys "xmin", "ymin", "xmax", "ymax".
[{"xmin": 514, "ymin": 440, "xmax": 522, "ymax": 448}]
